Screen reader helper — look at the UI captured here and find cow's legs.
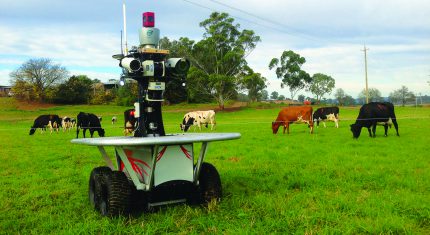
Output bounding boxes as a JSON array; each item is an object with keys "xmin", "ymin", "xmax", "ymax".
[
  {"xmin": 383, "ymin": 124, "xmax": 388, "ymax": 136},
  {"xmin": 90, "ymin": 129, "xmax": 94, "ymax": 138},
  {"xmin": 371, "ymin": 124, "xmax": 377, "ymax": 137},
  {"xmin": 83, "ymin": 128, "xmax": 87, "ymax": 138},
  {"xmin": 322, "ymin": 121, "xmax": 326, "ymax": 128},
  {"xmin": 367, "ymin": 127, "xmax": 372, "ymax": 137},
  {"xmin": 392, "ymin": 118, "xmax": 400, "ymax": 136},
  {"xmin": 334, "ymin": 119, "xmax": 339, "ymax": 128}
]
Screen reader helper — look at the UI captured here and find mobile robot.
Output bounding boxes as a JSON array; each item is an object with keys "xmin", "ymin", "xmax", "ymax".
[{"xmin": 71, "ymin": 12, "xmax": 240, "ymax": 216}]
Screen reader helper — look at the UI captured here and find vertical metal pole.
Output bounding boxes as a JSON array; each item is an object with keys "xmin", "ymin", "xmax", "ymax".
[
  {"xmin": 194, "ymin": 142, "xmax": 209, "ymax": 185},
  {"xmin": 122, "ymin": 1, "xmax": 128, "ymax": 55},
  {"xmin": 362, "ymin": 45, "xmax": 369, "ymax": 104}
]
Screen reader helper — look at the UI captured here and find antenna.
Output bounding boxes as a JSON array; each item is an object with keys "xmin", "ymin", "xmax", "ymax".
[
  {"xmin": 122, "ymin": 1, "xmax": 128, "ymax": 55},
  {"xmin": 120, "ymin": 30, "xmax": 123, "ymax": 55}
]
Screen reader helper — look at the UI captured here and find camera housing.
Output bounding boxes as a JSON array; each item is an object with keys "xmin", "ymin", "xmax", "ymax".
[{"xmin": 165, "ymin": 58, "xmax": 190, "ymax": 77}]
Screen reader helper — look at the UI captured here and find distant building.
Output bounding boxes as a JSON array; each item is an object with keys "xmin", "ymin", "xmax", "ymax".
[
  {"xmin": 0, "ymin": 85, "xmax": 12, "ymax": 97},
  {"xmin": 103, "ymin": 80, "xmax": 119, "ymax": 90}
]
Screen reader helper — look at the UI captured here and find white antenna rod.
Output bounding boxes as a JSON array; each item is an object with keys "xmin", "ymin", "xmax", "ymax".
[{"xmin": 122, "ymin": 1, "xmax": 128, "ymax": 55}]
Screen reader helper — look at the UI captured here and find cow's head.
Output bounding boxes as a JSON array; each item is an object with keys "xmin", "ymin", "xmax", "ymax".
[
  {"xmin": 98, "ymin": 128, "xmax": 105, "ymax": 137},
  {"xmin": 29, "ymin": 128, "xmax": 36, "ymax": 135},
  {"xmin": 350, "ymin": 124, "xmax": 361, "ymax": 138},
  {"xmin": 272, "ymin": 121, "xmax": 281, "ymax": 134},
  {"xmin": 180, "ymin": 117, "xmax": 194, "ymax": 132}
]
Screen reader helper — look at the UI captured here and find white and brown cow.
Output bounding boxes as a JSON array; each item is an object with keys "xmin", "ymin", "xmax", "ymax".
[{"xmin": 180, "ymin": 110, "xmax": 216, "ymax": 132}]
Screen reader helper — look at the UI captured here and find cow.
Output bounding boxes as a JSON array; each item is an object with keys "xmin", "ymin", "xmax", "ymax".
[
  {"xmin": 313, "ymin": 106, "xmax": 340, "ymax": 128},
  {"xmin": 62, "ymin": 116, "xmax": 73, "ymax": 132},
  {"xmin": 111, "ymin": 116, "xmax": 117, "ymax": 125},
  {"xmin": 124, "ymin": 109, "xmax": 137, "ymax": 136},
  {"xmin": 350, "ymin": 102, "xmax": 399, "ymax": 138},
  {"xmin": 70, "ymin": 118, "xmax": 76, "ymax": 129},
  {"xmin": 29, "ymin": 114, "xmax": 62, "ymax": 135},
  {"xmin": 272, "ymin": 106, "xmax": 314, "ymax": 134},
  {"xmin": 180, "ymin": 110, "xmax": 216, "ymax": 132},
  {"xmin": 76, "ymin": 112, "xmax": 105, "ymax": 138}
]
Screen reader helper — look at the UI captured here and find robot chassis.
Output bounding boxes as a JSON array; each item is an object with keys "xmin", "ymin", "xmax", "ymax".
[{"xmin": 71, "ymin": 12, "xmax": 240, "ymax": 216}]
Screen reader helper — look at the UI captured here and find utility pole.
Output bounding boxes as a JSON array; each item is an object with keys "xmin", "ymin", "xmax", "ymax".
[{"xmin": 362, "ymin": 45, "xmax": 369, "ymax": 103}]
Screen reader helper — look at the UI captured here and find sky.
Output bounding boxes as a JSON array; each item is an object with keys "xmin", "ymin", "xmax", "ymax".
[{"xmin": 1, "ymin": 0, "xmax": 429, "ymax": 99}]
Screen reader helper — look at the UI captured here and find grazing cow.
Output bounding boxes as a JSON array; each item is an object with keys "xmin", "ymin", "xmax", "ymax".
[
  {"xmin": 29, "ymin": 114, "xmax": 62, "ymax": 135},
  {"xmin": 70, "ymin": 118, "xmax": 76, "ymax": 129},
  {"xmin": 76, "ymin": 112, "xmax": 105, "ymax": 138},
  {"xmin": 313, "ymin": 106, "xmax": 340, "ymax": 128},
  {"xmin": 350, "ymin": 102, "xmax": 399, "ymax": 138},
  {"xmin": 111, "ymin": 116, "xmax": 117, "ymax": 125},
  {"xmin": 272, "ymin": 106, "xmax": 314, "ymax": 134},
  {"xmin": 180, "ymin": 110, "xmax": 216, "ymax": 132},
  {"xmin": 124, "ymin": 109, "xmax": 137, "ymax": 136},
  {"xmin": 62, "ymin": 116, "xmax": 73, "ymax": 132}
]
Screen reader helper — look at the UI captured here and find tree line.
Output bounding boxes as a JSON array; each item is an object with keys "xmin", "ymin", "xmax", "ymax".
[{"xmin": 8, "ymin": 12, "xmax": 418, "ymax": 107}]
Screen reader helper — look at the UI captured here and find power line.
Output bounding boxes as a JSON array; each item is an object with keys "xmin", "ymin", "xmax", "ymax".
[
  {"xmin": 208, "ymin": 0, "xmax": 321, "ymax": 42},
  {"xmin": 182, "ymin": 0, "xmax": 324, "ymax": 43}
]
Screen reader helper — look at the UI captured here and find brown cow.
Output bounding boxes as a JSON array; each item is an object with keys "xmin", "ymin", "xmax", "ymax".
[{"xmin": 272, "ymin": 106, "xmax": 314, "ymax": 134}]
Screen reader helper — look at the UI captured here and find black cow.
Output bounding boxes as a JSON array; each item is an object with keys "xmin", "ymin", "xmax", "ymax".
[
  {"xmin": 350, "ymin": 102, "xmax": 399, "ymax": 138},
  {"xmin": 124, "ymin": 109, "xmax": 137, "ymax": 135},
  {"xmin": 29, "ymin": 114, "xmax": 62, "ymax": 135},
  {"xmin": 313, "ymin": 106, "xmax": 340, "ymax": 128},
  {"xmin": 76, "ymin": 112, "xmax": 105, "ymax": 138}
]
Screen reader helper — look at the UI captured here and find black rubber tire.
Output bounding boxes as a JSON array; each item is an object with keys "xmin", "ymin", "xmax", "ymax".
[
  {"xmin": 197, "ymin": 162, "xmax": 222, "ymax": 204},
  {"xmin": 98, "ymin": 171, "xmax": 133, "ymax": 217},
  {"xmin": 88, "ymin": 167, "xmax": 112, "ymax": 210}
]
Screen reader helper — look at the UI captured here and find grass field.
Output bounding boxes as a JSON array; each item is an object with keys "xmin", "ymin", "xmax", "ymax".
[{"xmin": 0, "ymin": 98, "xmax": 429, "ymax": 234}]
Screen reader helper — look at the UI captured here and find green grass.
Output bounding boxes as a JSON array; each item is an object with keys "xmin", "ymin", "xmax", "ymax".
[{"xmin": 0, "ymin": 98, "xmax": 429, "ymax": 234}]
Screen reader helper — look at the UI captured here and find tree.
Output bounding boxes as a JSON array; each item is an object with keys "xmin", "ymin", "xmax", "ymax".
[
  {"xmin": 334, "ymin": 88, "xmax": 356, "ymax": 106},
  {"xmin": 159, "ymin": 37, "xmax": 194, "ymax": 103},
  {"xmin": 358, "ymin": 88, "xmax": 382, "ymax": 103},
  {"xmin": 270, "ymin": 91, "xmax": 279, "ymax": 100},
  {"xmin": 298, "ymin": 94, "xmax": 305, "ymax": 102},
  {"xmin": 261, "ymin": 90, "xmax": 269, "ymax": 100},
  {"xmin": 389, "ymin": 85, "xmax": 415, "ymax": 106},
  {"xmin": 10, "ymin": 80, "xmax": 34, "ymax": 101},
  {"xmin": 116, "ymin": 80, "xmax": 139, "ymax": 106},
  {"xmin": 343, "ymin": 95, "xmax": 356, "ymax": 106},
  {"xmin": 52, "ymin": 75, "xmax": 93, "ymax": 104},
  {"xmin": 182, "ymin": 12, "xmax": 260, "ymax": 109},
  {"xmin": 278, "ymin": 95, "xmax": 285, "ymax": 100},
  {"xmin": 240, "ymin": 67, "xmax": 267, "ymax": 102},
  {"xmin": 268, "ymin": 50, "xmax": 312, "ymax": 100},
  {"xmin": 308, "ymin": 73, "xmax": 335, "ymax": 102},
  {"xmin": 9, "ymin": 58, "xmax": 68, "ymax": 102},
  {"xmin": 334, "ymin": 88, "xmax": 345, "ymax": 106}
]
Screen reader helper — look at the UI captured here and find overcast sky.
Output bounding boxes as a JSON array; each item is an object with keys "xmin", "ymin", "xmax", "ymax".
[{"xmin": 1, "ymin": 0, "xmax": 429, "ymax": 98}]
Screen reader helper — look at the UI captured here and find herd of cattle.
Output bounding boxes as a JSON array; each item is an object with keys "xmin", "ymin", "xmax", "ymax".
[
  {"xmin": 272, "ymin": 102, "xmax": 399, "ymax": 138},
  {"xmin": 28, "ymin": 102, "xmax": 399, "ymax": 139},
  {"xmin": 28, "ymin": 109, "xmax": 218, "ymax": 138}
]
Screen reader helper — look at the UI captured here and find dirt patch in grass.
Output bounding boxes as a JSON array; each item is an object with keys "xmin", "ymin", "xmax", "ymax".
[{"xmin": 16, "ymin": 101, "xmax": 56, "ymax": 111}]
